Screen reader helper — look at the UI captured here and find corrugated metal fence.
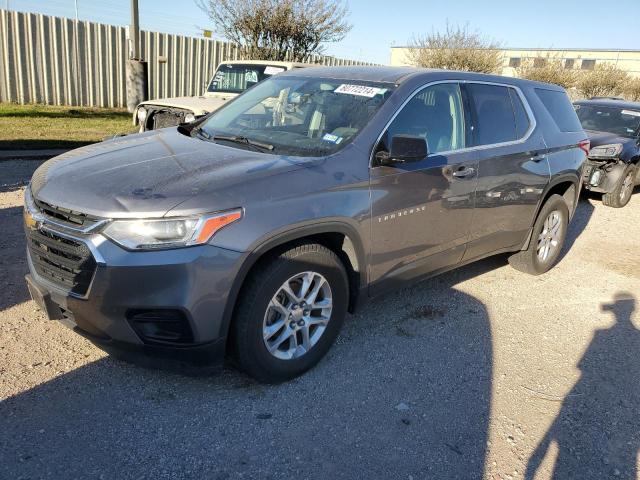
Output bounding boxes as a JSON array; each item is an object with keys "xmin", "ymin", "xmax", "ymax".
[{"xmin": 0, "ymin": 9, "xmax": 376, "ymax": 108}]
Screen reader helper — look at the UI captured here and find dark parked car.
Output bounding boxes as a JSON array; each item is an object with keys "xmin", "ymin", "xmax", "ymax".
[
  {"xmin": 24, "ymin": 67, "xmax": 587, "ymax": 382},
  {"xmin": 574, "ymin": 98, "xmax": 640, "ymax": 207}
]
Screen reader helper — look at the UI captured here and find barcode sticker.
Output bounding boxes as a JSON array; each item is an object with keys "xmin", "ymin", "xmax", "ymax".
[
  {"xmin": 621, "ymin": 109, "xmax": 640, "ymax": 117},
  {"xmin": 334, "ymin": 84, "xmax": 384, "ymax": 97}
]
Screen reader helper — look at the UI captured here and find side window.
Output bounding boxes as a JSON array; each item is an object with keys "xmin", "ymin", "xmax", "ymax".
[
  {"xmin": 509, "ymin": 88, "xmax": 531, "ymax": 138},
  {"xmin": 535, "ymin": 88, "xmax": 583, "ymax": 132},
  {"xmin": 467, "ymin": 83, "xmax": 517, "ymax": 146},
  {"xmin": 380, "ymin": 83, "xmax": 467, "ymax": 155}
]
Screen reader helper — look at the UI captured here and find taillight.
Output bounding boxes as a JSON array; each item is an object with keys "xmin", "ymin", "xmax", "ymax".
[{"xmin": 579, "ymin": 139, "xmax": 590, "ymax": 156}]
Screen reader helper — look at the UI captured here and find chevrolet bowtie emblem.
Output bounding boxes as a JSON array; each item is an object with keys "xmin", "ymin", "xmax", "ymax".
[{"xmin": 23, "ymin": 208, "xmax": 39, "ymax": 230}]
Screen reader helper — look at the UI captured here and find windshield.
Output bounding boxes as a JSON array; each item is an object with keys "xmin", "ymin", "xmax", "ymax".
[
  {"xmin": 207, "ymin": 63, "xmax": 287, "ymax": 94},
  {"xmin": 575, "ymin": 104, "xmax": 640, "ymax": 138},
  {"xmin": 199, "ymin": 76, "xmax": 395, "ymax": 157}
]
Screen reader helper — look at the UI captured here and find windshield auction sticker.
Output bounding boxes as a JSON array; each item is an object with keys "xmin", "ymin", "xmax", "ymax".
[
  {"xmin": 264, "ymin": 66, "xmax": 285, "ymax": 75},
  {"xmin": 621, "ymin": 110, "xmax": 640, "ymax": 117},
  {"xmin": 334, "ymin": 84, "xmax": 384, "ymax": 97}
]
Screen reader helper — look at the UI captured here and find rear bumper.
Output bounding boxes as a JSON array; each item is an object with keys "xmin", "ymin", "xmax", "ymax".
[{"xmin": 25, "ymin": 234, "xmax": 245, "ymax": 369}]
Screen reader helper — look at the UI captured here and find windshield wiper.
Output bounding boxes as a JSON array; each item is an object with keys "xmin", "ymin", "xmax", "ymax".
[
  {"xmin": 191, "ymin": 126, "xmax": 211, "ymax": 140},
  {"xmin": 212, "ymin": 135, "xmax": 274, "ymax": 152}
]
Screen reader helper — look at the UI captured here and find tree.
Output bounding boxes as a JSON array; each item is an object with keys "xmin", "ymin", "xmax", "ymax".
[
  {"xmin": 624, "ymin": 78, "xmax": 640, "ymax": 102},
  {"xmin": 576, "ymin": 63, "xmax": 630, "ymax": 99},
  {"xmin": 195, "ymin": 0, "xmax": 352, "ymax": 62},
  {"xmin": 405, "ymin": 23, "xmax": 503, "ymax": 74},
  {"xmin": 516, "ymin": 54, "xmax": 578, "ymax": 90}
]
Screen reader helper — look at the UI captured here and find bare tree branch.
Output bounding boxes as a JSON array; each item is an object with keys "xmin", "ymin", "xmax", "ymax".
[
  {"xmin": 195, "ymin": 0, "xmax": 352, "ymax": 61},
  {"xmin": 577, "ymin": 63, "xmax": 630, "ymax": 99},
  {"xmin": 405, "ymin": 23, "xmax": 503, "ymax": 74},
  {"xmin": 516, "ymin": 54, "xmax": 578, "ymax": 90}
]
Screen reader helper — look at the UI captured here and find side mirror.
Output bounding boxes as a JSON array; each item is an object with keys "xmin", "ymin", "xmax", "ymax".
[{"xmin": 376, "ymin": 134, "xmax": 428, "ymax": 165}]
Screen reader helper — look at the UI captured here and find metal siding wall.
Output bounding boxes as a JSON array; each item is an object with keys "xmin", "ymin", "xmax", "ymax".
[{"xmin": 0, "ymin": 9, "xmax": 376, "ymax": 107}]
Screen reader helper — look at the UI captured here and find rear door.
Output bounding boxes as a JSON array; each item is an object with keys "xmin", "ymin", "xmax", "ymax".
[
  {"xmin": 369, "ymin": 82, "xmax": 478, "ymax": 294},
  {"xmin": 462, "ymin": 82, "xmax": 550, "ymax": 261}
]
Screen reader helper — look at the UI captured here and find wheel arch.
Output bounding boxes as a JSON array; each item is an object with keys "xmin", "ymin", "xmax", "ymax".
[
  {"xmin": 218, "ymin": 221, "xmax": 368, "ymax": 343},
  {"xmin": 521, "ymin": 176, "xmax": 579, "ymax": 250}
]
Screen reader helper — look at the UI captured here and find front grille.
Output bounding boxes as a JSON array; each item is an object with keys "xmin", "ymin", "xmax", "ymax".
[
  {"xmin": 151, "ymin": 109, "xmax": 187, "ymax": 129},
  {"xmin": 26, "ymin": 227, "xmax": 97, "ymax": 295},
  {"xmin": 34, "ymin": 198, "xmax": 89, "ymax": 227}
]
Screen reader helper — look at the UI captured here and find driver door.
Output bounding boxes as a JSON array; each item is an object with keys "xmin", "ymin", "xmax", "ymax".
[{"xmin": 369, "ymin": 82, "xmax": 478, "ymax": 294}]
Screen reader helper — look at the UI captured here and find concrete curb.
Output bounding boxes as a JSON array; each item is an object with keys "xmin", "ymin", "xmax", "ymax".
[{"xmin": 0, "ymin": 149, "xmax": 70, "ymax": 161}]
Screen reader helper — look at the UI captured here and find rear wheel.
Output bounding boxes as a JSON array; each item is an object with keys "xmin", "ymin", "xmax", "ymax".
[
  {"xmin": 508, "ymin": 194, "xmax": 569, "ymax": 275},
  {"xmin": 230, "ymin": 243, "xmax": 348, "ymax": 383},
  {"xmin": 602, "ymin": 164, "xmax": 636, "ymax": 208}
]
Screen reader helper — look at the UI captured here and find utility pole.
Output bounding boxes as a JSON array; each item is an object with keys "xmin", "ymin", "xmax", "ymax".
[
  {"xmin": 130, "ymin": 0, "xmax": 139, "ymax": 60},
  {"xmin": 125, "ymin": 0, "xmax": 147, "ymax": 112}
]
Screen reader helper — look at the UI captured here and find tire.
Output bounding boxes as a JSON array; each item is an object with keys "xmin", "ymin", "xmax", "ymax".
[
  {"xmin": 230, "ymin": 243, "xmax": 349, "ymax": 383},
  {"xmin": 602, "ymin": 164, "xmax": 636, "ymax": 208},
  {"xmin": 508, "ymin": 194, "xmax": 569, "ymax": 275}
]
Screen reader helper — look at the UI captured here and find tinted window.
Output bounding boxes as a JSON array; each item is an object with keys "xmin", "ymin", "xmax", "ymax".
[
  {"xmin": 509, "ymin": 88, "xmax": 531, "ymax": 138},
  {"xmin": 467, "ymin": 84, "xmax": 517, "ymax": 145},
  {"xmin": 575, "ymin": 104, "xmax": 640, "ymax": 138},
  {"xmin": 535, "ymin": 88, "xmax": 583, "ymax": 132},
  {"xmin": 381, "ymin": 83, "xmax": 467, "ymax": 155}
]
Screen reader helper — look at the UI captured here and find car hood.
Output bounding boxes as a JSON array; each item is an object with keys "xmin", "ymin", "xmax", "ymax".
[
  {"xmin": 30, "ymin": 128, "xmax": 315, "ymax": 218},
  {"xmin": 585, "ymin": 130, "xmax": 633, "ymax": 148},
  {"xmin": 138, "ymin": 93, "xmax": 238, "ymax": 115}
]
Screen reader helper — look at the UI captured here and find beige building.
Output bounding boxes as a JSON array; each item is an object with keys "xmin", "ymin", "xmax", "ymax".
[{"xmin": 390, "ymin": 47, "xmax": 640, "ymax": 78}]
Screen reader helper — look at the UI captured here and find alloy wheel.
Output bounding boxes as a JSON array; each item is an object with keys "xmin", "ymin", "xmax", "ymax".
[
  {"xmin": 262, "ymin": 271, "xmax": 333, "ymax": 360},
  {"xmin": 537, "ymin": 210, "xmax": 562, "ymax": 263}
]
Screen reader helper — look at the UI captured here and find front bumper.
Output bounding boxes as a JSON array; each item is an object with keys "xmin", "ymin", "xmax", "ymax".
[
  {"xmin": 582, "ymin": 158, "xmax": 626, "ymax": 194},
  {"xmin": 25, "ymin": 230, "xmax": 244, "ymax": 368}
]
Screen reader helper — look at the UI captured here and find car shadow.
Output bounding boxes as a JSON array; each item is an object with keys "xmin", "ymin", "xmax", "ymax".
[
  {"xmin": 557, "ymin": 196, "xmax": 595, "ymax": 264},
  {"xmin": 525, "ymin": 293, "xmax": 640, "ymax": 479},
  {"xmin": 0, "ymin": 255, "xmax": 501, "ymax": 479},
  {"xmin": 0, "ymin": 205, "xmax": 31, "ymax": 311}
]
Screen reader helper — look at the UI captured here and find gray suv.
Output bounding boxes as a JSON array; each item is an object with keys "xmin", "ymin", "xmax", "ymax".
[{"xmin": 24, "ymin": 67, "xmax": 588, "ymax": 382}]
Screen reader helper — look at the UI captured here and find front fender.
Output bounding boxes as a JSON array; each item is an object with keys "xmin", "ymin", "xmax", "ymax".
[{"xmin": 216, "ymin": 219, "xmax": 368, "ymax": 341}]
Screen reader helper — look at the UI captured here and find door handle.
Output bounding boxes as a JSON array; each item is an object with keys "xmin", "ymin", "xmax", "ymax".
[
  {"xmin": 452, "ymin": 166, "xmax": 476, "ymax": 178},
  {"xmin": 530, "ymin": 153, "xmax": 546, "ymax": 162}
]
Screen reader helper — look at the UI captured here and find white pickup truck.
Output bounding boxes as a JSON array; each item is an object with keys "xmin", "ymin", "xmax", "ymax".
[{"xmin": 134, "ymin": 60, "xmax": 309, "ymax": 132}]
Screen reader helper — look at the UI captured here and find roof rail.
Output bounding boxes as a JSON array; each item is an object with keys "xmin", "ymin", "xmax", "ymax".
[{"xmin": 589, "ymin": 96, "xmax": 625, "ymax": 101}]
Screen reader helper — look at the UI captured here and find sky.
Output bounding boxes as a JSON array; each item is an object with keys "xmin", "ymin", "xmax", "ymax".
[{"xmin": 5, "ymin": 0, "xmax": 640, "ymax": 65}]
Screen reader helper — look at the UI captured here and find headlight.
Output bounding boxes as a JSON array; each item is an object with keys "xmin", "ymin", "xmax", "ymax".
[
  {"xmin": 136, "ymin": 107, "xmax": 147, "ymax": 124},
  {"xmin": 589, "ymin": 143, "xmax": 622, "ymax": 159},
  {"xmin": 102, "ymin": 209, "xmax": 242, "ymax": 250},
  {"xmin": 184, "ymin": 113, "xmax": 196, "ymax": 123}
]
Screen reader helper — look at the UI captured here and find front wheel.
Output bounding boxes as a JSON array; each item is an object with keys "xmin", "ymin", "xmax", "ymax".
[
  {"xmin": 509, "ymin": 194, "xmax": 569, "ymax": 275},
  {"xmin": 602, "ymin": 164, "xmax": 636, "ymax": 208},
  {"xmin": 230, "ymin": 243, "xmax": 349, "ymax": 383}
]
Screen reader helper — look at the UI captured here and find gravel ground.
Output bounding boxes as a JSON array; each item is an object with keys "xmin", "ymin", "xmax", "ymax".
[{"xmin": 1, "ymin": 159, "xmax": 639, "ymax": 480}]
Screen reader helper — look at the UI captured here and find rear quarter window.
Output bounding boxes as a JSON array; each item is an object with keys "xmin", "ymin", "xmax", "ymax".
[{"xmin": 535, "ymin": 88, "xmax": 583, "ymax": 132}]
